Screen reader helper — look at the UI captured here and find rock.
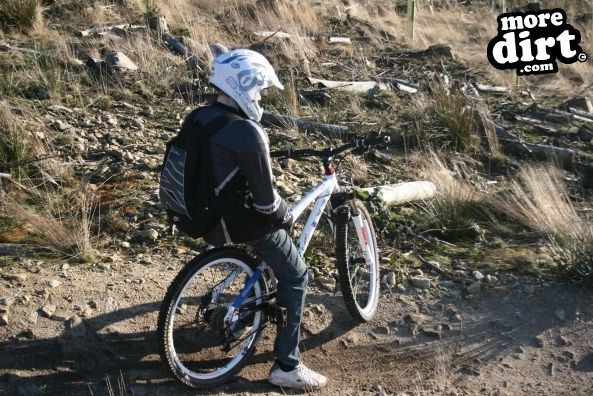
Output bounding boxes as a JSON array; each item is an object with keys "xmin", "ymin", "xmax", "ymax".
[
  {"xmin": 472, "ymin": 271, "xmax": 485, "ymax": 281},
  {"xmin": 381, "ymin": 271, "xmax": 396, "ymax": 287},
  {"xmin": 139, "ymin": 229, "xmax": 159, "ymax": 242},
  {"xmin": 121, "ymin": 241, "xmax": 131, "ymax": 248},
  {"xmin": 37, "ymin": 289, "xmax": 50, "ymax": 299},
  {"xmin": 411, "ymin": 269, "xmax": 424, "ymax": 276},
  {"xmin": 102, "ymin": 114, "xmax": 118, "ymax": 127},
  {"xmin": 577, "ymin": 126, "xmax": 593, "ymax": 142},
  {"xmin": 485, "ymin": 274, "xmax": 498, "ymax": 284},
  {"xmin": 105, "ymin": 297, "xmax": 118, "ymax": 313},
  {"xmin": 410, "ymin": 277, "xmax": 431, "ymax": 289},
  {"xmin": 373, "ymin": 326, "xmax": 390, "ymax": 335},
  {"xmin": 466, "ymin": 281, "xmax": 482, "ymax": 294},
  {"xmin": 105, "ymin": 51, "xmax": 138, "ymax": 72},
  {"xmin": 404, "ymin": 313, "xmax": 427, "ymax": 324},
  {"xmin": 27, "ymin": 311, "xmax": 38, "ymax": 324},
  {"xmin": 563, "ymin": 97, "xmax": 593, "ymax": 112},
  {"xmin": 61, "ymin": 263, "xmax": 70, "ymax": 271},
  {"xmin": 308, "ymin": 270, "xmax": 315, "ymax": 282},
  {"xmin": 51, "ymin": 120, "xmax": 71, "ymax": 132},
  {"xmin": 396, "ymin": 284, "xmax": 406, "ymax": 293},
  {"xmin": 66, "ymin": 316, "xmax": 86, "ymax": 337},
  {"xmin": 148, "ymin": 15, "xmax": 169, "ymax": 35},
  {"xmin": 0, "ymin": 297, "xmax": 14, "ymax": 307},
  {"xmin": 556, "ymin": 335, "xmax": 571, "ymax": 347},
  {"xmin": 534, "ymin": 335, "xmax": 545, "ymax": 348},
  {"xmin": 48, "ymin": 279, "xmax": 61, "ymax": 288},
  {"xmin": 555, "ymin": 309, "xmax": 566, "ymax": 321},
  {"xmin": 317, "ymin": 277, "xmax": 336, "ymax": 292},
  {"xmin": 0, "ymin": 314, "xmax": 8, "ymax": 325},
  {"xmin": 98, "ymin": 262, "xmax": 111, "ymax": 271},
  {"xmin": 140, "ymin": 106, "xmax": 154, "ymax": 117},
  {"xmin": 421, "ymin": 329, "xmax": 442, "ymax": 339},
  {"xmin": 2, "ymin": 273, "xmax": 27, "ymax": 283},
  {"xmin": 40, "ymin": 304, "xmax": 56, "ymax": 318}
]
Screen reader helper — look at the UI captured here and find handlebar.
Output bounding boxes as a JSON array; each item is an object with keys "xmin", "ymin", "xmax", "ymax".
[{"xmin": 270, "ymin": 134, "xmax": 390, "ymax": 160}]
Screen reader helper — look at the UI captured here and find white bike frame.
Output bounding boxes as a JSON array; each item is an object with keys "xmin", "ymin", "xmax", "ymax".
[{"xmin": 290, "ymin": 172, "xmax": 339, "ymax": 257}]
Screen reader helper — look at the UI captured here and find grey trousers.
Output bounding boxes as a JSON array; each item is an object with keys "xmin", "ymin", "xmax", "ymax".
[{"xmin": 245, "ymin": 227, "xmax": 308, "ymax": 368}]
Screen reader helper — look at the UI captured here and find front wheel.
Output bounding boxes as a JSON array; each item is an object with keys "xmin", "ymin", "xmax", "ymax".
[
  {"xmin": 335, "ymin": 199, "xmax": 380, "ymax": 322},
  {"xmin": 157, "ymin": 248, "xmax": 267, "ymax": 388}
]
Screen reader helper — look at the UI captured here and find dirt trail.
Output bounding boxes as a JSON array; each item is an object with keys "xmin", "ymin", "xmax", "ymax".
[{"xmin": 1, "ymin": 253, "xmax": 592, "ymax": 395}]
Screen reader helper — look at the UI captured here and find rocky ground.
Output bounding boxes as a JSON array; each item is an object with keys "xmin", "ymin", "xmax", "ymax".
[{"xmin": 1, "ymin": 251, "xmax": 593, "ymax": 395}]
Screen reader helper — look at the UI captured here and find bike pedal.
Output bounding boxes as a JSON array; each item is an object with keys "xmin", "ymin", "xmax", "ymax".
[{"xmin": 267, "ymin": 306, "xmax": 288, "ymax": 327}]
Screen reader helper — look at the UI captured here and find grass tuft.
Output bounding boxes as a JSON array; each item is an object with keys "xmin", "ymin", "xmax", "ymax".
[
  {"xmin": 0, "ymin": 0, "xmax": 40, "ymax": 31},
  {"xmin": 490, "ymin": 164, "xmax": 593, "ymax": 284},
  {"xmin": 418, "ymin": 151, "xmax": 484, "ymax": 239}
]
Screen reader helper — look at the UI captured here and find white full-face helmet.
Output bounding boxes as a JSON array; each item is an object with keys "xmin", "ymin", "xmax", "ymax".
[{"xmin": 209, "ymin": 49, "xmax": 284, "ymax": 122}]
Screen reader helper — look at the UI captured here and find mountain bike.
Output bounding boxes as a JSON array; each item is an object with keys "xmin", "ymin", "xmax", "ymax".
[{"xmin": 157, "ymin": 134, "xmax": 389, "ymax": 388}]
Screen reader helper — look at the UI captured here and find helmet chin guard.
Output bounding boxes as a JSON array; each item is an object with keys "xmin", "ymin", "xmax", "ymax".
[{"xmin": 209, "ymin": 49, "xmax": 284, "ymax": 122}]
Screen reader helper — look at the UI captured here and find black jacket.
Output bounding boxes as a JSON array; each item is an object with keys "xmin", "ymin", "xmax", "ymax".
[{"xmin": 194, "ymin": 102, "xmax": 291, "ymax": 245}]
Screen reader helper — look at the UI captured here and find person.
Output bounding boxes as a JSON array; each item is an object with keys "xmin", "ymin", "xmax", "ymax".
[{"xmin": 196, "ymin": 48, "xmax": 328, "ymax": 390}]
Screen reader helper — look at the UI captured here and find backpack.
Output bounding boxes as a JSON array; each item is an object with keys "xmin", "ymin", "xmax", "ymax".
[{"xmin": 159, "ymin": 107, "xmax": 242, "ymax": 238}]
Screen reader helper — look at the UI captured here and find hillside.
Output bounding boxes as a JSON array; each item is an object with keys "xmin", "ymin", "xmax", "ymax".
[{"xmin": 1, "ymin": 1, "xmax": 593, "ymax": 395}]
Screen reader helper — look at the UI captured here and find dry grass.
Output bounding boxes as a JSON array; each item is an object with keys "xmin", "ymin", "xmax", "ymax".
[
  {"xmin": 489, "ymin": 164, "xmax": 593, "ymax": 282},
  {"xmin": 4, "ymin": 182, "xmax": 98, "ymax": 261},
  {"xmin": 417, "ymin": 150, "xmax": 485, "ymax": 239},
  {"xmin": 489, "ymin": 164, "xmax": 583, "ymax": 240},
  {"xmin": 412, "ymin": 82, "xmax": 481, "ymax": 153},
  {"xmin": 411, "ymin": 2, "xmax": 593, "ymax": 96},
  {"xmin": 0, "ymin": 101, "xmax": 51, "ymax": 179}
]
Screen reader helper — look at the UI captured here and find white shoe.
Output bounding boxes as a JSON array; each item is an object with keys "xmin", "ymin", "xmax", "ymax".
[{"xmin": 268, "ymin": 362, "xmax": 328, "ymax": 390}]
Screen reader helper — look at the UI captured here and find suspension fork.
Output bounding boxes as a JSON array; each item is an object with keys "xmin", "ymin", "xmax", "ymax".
[{"xmin": 331, "ymin": 190, "xmax": 376, "ymax": 266}]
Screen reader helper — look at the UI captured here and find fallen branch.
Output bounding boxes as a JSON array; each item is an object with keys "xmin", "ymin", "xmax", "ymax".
[
  {"xmin": 254, "ymin": 31, "xmax": 292, "ymax": 39},
  {"xmin": 568, "ymin": 108, "xmax": 593, "ymax": 123},
  {"xmin": 417, "ymin": 254, "xmax": 455, "ymax": 280},
  {"xmin": 361, "ymin": 181, "xmax": 436, "ymax": 207},
  {"xmin": 329, "ymin": 37, "xmax": 351, "ymax": 44},
  {"xmin": 476, "ymin": 83, "xmax": 509, "ymax": 94},
  {"xmin": 375, "ymin": 77, "xmax": 419, "ymax": 93},
  {"xmin": 261, "ymin": 112, "xmax": 349, "ymax": 140},
  {"xmin": 480, "ymin": 115, "xmax": 575, "ymax": 164},
  {"xmin": 0, "ymin": 43, "xmax": 41, "ymax": 55},
  {"xmin": 308, "ymin": 77, "xmax": 387, "ymax": 95},
  {"xmin": 77, "ymin": 24, "xmax": 146, "ymax": 38}
]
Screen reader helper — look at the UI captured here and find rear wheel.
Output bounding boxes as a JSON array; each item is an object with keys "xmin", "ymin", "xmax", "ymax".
[
  {"xmin": 335, "ymin": 199, "xmax": 380, "ymax": 322},
  {"xmin": 157, "ymin": 248, "xmax": 267, "ymax": 388}
]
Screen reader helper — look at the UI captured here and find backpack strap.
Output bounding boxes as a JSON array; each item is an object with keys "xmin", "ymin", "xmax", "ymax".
[{"xmin": 197, "ymin": 111, "xmax": 245, "ymax": 142}]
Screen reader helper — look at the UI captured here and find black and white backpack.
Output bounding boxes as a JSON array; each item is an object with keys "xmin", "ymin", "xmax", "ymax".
[{"xmin": 159, "ymin": 108, "xmax": 241, "ymax": 238}]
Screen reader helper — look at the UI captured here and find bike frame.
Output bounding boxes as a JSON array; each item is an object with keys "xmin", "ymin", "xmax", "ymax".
[
  {"xmin": 225, "ymin": 173, "xmax": 338, "ymax": 314},
  {"xmin": 224, "ymin": 169, "xmax": 376, "ymax": 323}
]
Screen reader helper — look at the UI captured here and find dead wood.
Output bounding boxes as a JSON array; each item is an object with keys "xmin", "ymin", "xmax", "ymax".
[{"xmin": 261, "ymin": 112, "xmax": 349, "ymax": 140}]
